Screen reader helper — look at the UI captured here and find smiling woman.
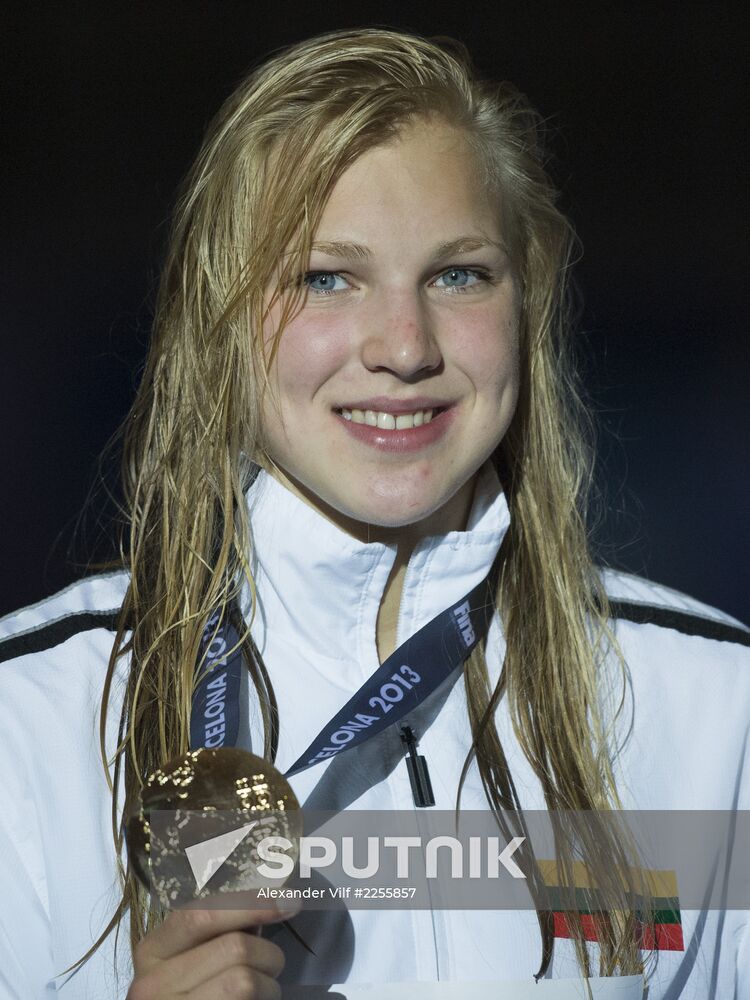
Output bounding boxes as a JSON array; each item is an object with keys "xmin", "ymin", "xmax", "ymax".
[
  {"xmin": 0, "ymin": 26, "xmax": 748, "ymax": 1000},
  {"xmin": 260, "ymin": 119, "xmax": 520, "ymax": 548}
]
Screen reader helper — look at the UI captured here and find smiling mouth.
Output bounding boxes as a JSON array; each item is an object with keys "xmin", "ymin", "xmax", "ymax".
[{"xmin": 335, "ymin": 407, "xmax": 447, "ymax": 430}]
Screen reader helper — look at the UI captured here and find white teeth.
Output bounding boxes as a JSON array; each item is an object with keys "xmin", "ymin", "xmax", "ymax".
[
  {"xmin": 339, "ymin": 407, "xmax": 438, "ymax": 429},
  {"xmin": 377, "ymin": 412, "xmax": 396, "ymax": 430}
]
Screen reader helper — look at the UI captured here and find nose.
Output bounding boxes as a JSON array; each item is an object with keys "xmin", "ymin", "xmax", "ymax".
[{"xmin": 360, "ymin": 293, "xmax": 443, "ymax": 380}]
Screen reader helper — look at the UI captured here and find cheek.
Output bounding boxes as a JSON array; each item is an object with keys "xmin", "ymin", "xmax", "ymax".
[
  {"xmin": 451, "ymin": 311, "xmax": 521, "ymax": 394},
  {"xmin": 270, "ymin": 313, "xmax": 351, "ymax": 401}
]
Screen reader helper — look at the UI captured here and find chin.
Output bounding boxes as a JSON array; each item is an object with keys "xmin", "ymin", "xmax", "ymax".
[
  {"xmin": 342, "ymin": 488, "xmax": 453, "ymax": 532},
  {"xmin": 354, "ymin": 506, "xmax": 432, "ymax": 530}
]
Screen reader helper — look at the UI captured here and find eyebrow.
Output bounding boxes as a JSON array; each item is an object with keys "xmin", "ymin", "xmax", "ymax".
[{"xmin": 309, "ymin": 235, "xmax": 506, "ymax": 260}]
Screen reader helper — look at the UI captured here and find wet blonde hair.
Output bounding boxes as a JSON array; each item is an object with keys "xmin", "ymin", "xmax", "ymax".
[{"xmin": 68, "ymin": 26, "xmax": 653, "ymax": 987}]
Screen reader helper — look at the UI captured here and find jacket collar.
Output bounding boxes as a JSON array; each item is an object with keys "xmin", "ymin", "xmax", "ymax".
[{"xmin": 243, "ymin": 462, "xmax": 510, "ymax": 688}]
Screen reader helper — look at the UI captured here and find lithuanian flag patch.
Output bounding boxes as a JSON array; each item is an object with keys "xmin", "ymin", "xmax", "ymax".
[{"xmin": 538, "ymin": 860, "xmax": 684, "ymax": 952}]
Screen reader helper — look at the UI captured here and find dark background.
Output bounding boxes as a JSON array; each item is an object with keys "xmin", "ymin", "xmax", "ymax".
[{"xmin": 2, "ymin": 4, "xmax": 747, "ymax": 621}]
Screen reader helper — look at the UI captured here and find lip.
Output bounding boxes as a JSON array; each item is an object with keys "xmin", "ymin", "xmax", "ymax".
[
  {"xmin": 334, "ymin": 396, "xmax": 453, "ymax": 415},
  {"xmin": 334, "ymin": 403, "xmax": 456, "ymax": 453}
]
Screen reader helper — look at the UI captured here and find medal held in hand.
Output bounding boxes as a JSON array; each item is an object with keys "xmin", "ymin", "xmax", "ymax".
[{"xmin": 126, "ymin": 747, "xmax": 302, "ymax": 909}]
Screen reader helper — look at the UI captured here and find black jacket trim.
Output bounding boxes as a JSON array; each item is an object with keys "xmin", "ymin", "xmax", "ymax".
[
  {"xmin": 609, "ymin": 600, "xmax": 750, "ymax": 647},
  {"xmin": 2, "ymin": 600, "xmax": 747, "ymax": 665},
  {"xmin": 0, "ymin": 611, "xmax": 120, "ymax": 664}
]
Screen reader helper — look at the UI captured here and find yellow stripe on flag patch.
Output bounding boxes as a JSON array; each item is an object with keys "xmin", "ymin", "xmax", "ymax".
[{"xmin": 537, "ymin": 859, "xmax": 678, "ymax": 898}]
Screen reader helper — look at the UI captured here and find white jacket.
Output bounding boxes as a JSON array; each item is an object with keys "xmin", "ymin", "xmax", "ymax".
[{"xmin": 0, "ymin": 464, "xmax": 748, "ymax": 999}]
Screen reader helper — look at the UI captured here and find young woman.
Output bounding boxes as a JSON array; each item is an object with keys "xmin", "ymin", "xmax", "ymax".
[{"xmin": 1, "ymin": 27, "xmax": 748, "ymax": 1000}]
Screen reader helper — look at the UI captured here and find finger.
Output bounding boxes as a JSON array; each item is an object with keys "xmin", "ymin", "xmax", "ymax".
[
  {"xmin": 136, "ymin": 899, "xmax": 298, "ymax": 967},
  {"xmin": 144, "ymin": 931, "xmax": 285, "ymax": 994},
  {"xmin": 183, "ymin": 965, "xmax": 281, "ymax": 1000}
]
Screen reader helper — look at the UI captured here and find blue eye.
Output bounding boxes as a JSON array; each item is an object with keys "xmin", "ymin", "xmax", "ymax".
[
  {"xmin": 303, "ymin": 271, "xmax": 349, "ymax": 294},
  {"xmin": 434, "ymin": 268, "xmax": 486, "ymax": 291}
]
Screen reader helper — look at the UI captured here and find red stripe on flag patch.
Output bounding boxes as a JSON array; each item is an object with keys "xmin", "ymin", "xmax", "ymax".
[
  {"xmin": 553, "ymin": 912, "xmax": 600, "ymax": 942},
  {"xmin": 553, "ymin": 912, "xmax": 685, "ymax": 952},
  {"xmin": 636, "ymin": 920, "xmax": 685, "ymax": 952}
]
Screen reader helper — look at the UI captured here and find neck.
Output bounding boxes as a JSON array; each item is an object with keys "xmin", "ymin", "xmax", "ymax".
[{"xmin": 374, "ymin": 480, "xmax": 478, "ymax": 659}]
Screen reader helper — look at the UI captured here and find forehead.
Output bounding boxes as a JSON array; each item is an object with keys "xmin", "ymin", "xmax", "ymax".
[{"xmin": 315, "ymin": 119, "xmax": 500, "ymax": 240}]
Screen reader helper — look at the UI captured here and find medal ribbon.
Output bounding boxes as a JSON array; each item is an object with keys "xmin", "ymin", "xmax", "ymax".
[{"xmin": 189, "ymin": 550, "xmax": 503, "ymax": 776}]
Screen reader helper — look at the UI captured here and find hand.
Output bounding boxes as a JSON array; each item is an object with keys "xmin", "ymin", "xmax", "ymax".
[{"xmin": 127, "ymin": 895, "xmax": 298, "ymax": 999}]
